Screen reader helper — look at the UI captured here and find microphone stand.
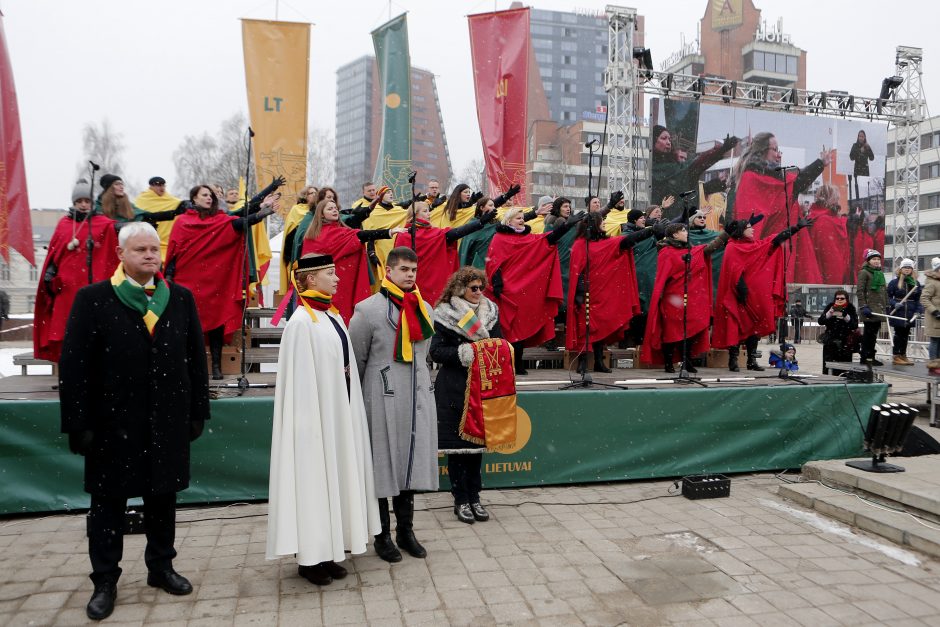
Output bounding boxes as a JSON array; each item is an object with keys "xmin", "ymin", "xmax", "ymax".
[
  {"xmin": 779, "ymin": 165, "xmax": 797, "ymax": 346},
  {"xmin": 408, "ymin": 170, "xmax": 418, "ymax": 252},
  {"xmin": 85, "ymin": 162, "xmax": 99, "ymax": 284},
  {"xmin": 675, "ymin": 244, "xmax": 706, "ymax": 387},
  {"xmin": 236, "ymin": 128, "xmax": 254, "ymax": 393}
]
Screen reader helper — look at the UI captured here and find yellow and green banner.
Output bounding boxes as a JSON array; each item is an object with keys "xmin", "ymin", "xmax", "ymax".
[{"xmin": 371, "ymin": 14, "xmax": 412, "ymax": 201}]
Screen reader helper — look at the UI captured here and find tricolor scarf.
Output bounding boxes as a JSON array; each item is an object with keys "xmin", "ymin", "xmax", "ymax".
[
  {"xmin": 110, "ymin": 264, "xmax": 170, "ymax": 336},
  {"xmin": 406, "ymin": 217, "xmax": 432, "ymax": 229},
  {"xmin": 298, "ymin": 289, "xmax": 339, "ymax": 322},
  {"xmin": 380, "ymin": 276, "xmax": 435, "ymax": 362}
]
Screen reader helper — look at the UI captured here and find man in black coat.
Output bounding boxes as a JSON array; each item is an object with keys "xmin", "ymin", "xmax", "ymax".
[{"xmin": 59, "ymin": 222, "xmax": 210, "ymax": 621}]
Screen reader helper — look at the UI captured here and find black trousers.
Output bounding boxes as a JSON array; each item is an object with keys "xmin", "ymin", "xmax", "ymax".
[
  {"xmin": 791, "ymin": 321, "xmax": 803, "ymax": 342},
  {"xmin": 88, "ymin": 492, "xmax": 177, "ymax": 586},
  {"xmin": 861, "ymin": 321, "xmax": 882, "ymax": 361},
  {"xmin": 893, "ymin": 326, "xmax": 911, "ymax": 356},
  {"xmin": 448, "ymin": 453, "xmax": 483, "ymax": 505}
]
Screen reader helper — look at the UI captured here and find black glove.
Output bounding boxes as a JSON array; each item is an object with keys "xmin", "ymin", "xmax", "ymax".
[
  {"xmin": 479, "ymin": 209, "xmax": 497, "ymax": 224},
  {"xmin": 932, "ymin": 310, "xmax": 940, "ymax": 321},
  {"xmin": 271, "ymin": 175, "xmax": 287, "ymax": 189},
  {"xmin": 735, "ymin": 276, "xmax": 748, "ymax": 304},
  {"xmin": 68, "ymin": 430, "xmax": 94, "ymax": 456},
  {"xmin": 431, "ymin": 195, "xmax": 447, "ymax": 209},
  {"xmin": 505, "ymin": 184, "xmax": 521, "ymax": 200},
  {"xmin": 190, "ymin": 420, "xmax": 205, "ymax": 442},
  {"xmin": 722, "ymin": 135, "xmax": 740, "ymax": 151},
  {"xmin": 651, "ymin": 222, "xmax": 667, "ymax": 239},
  {"xmin": 400, "ymin": 198, "xmax": 414, "ymax": 209},
  {"xmin": 469, "ymin": 191, "xmax": 484, "ymax": 204},
  {"xmin": 607, "ymin": 190, "xmax": 624, "ymax": 209},
  {"xmin": 795, "ymin": 217, "xmax": 814, "ymax": 231},
  {"xmin": 565, "ymin": 211, "xmax": 587, "ymax": 226}
]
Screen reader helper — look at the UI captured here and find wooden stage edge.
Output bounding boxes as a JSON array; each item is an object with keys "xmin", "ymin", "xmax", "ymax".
[{"xmin": 0, "ymin": 367, "xmax": 861, "ymax": 401}]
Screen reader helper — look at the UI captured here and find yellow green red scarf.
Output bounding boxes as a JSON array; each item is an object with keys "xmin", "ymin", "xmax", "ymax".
[
  {"xmin": 297, "ymin": 288, "xmax": 339, "ymax": 322},
  {"xmin": 380, "ymin": 276, "xmax": 435, "ymax": 362},
  {"xmin": 110, "ymin": 263, "xmax": 170, "ymax": 336}
]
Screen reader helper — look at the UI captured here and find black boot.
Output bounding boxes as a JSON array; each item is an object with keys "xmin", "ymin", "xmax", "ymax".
[
  {"xmin": 728, "ymin": 346, "xmax": 740, "ymax": 372},
  {"xmin": 208, "ymin": 331, "xmax": 224, "ymax": 380},
  {"xmin": 373, "ymin": 498, "xmax": 402, "ymax": 563},
  {"xmin": 86, "ymin": 580, "xmax": 117, "ymax": 621},
  {"xmin": 576, "ymin": 354, "xmax": 587, "ymax": 375},
  {"xmin": 745, "ymin": 335, "xmax": 765, "ymax": 371},
  {"xmin": 662, "ymin": 344, "xmax": 675, "ymax": 374},
  {"xmin": 513, "ymin": 342, "xmax": 528, "ymax": 376},
  {"xmin": 393, "ymin": 492, "xmax": 427, "ymax": 558},
  {"xmin": 682, "ymin": 360, "xmax": 698, "ymax": 374},
  {"xmin": 593, "ymin": 343, "xmax": 611, "ymax": 373}
]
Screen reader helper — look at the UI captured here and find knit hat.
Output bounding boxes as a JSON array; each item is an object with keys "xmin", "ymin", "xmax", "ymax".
[
  {"xmin": 627, "ymin": 209, "xmax": 644, "ymax": 224},
  {"xmin": 376, "ymin": 185, "xmax": 391, "ymax": 200},
  {"xmin": 538, "ymin": 195, "xmax": 553, "ymax": 208},
  {"xmin": 864, "ymin": 249, "xmax": 882, "ymax": 261},
  {"xmin": 99, "ymin": 174, "xmax": 122, "ymax": 192},
  {"xmin": 71, "ymin": 179, "xmax": 92, "ymax": 204},
  {"xmin": 148, "ymin": 176, "xmax": 166, "ymax": 186},
  {"xmin": 932, "ymin": 257, "xmax": 940, "ymax": 271},
  {"xmin": 899, "ymin": 258, "xmax": 915, "ymax": 269}
]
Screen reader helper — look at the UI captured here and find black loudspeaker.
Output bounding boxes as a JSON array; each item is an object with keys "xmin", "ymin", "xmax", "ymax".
[{"xmin": 896, "ymin": 426, "xmax": 940, "ymax": 457}]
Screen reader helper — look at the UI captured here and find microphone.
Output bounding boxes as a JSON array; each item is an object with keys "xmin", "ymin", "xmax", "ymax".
[
  {"xmin": 248, "ymin": 127, "xmax": 255, "ymax": 138},
  {"xmin": 774, "ymin": 165, "xmax": 797, "ymax": 171},
  {"xmin": 679, "ymin": 190, "xmax": 696, "ymax": 197},
  {"xmin": 584, "ymin": 139, "xmax": 599, "ymax": 149},
  {"xmin": 88, "ymin": 161, "xmax": 100, "ymax": 171}
]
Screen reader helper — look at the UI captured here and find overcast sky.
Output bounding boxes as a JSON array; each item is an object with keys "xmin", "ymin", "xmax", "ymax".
[{"xmin": 4, "ymin": 0, "xmax": 938, "ymax": 208}]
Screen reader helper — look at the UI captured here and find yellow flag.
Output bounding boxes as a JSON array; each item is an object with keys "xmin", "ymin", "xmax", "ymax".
[
  {"xmin": 242, "ymin": 19, "xmax": 310, "ymax": 220},
  {"xmin": 134, "ymin": 189, "xmax": 180, "ymax": 261}
]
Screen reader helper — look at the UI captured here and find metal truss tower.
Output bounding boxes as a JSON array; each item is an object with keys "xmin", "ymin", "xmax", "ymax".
[
  {"xmin": 604, "ymin": 5, "xmax": 638, "ymax": 204},
  {"xmin": 889, "ymin": 46, "xmax": 924, "ymax": 266}
]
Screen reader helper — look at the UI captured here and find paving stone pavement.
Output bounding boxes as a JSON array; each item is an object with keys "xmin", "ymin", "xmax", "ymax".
[{"xmin": 2, "ymin": 475, "xmax": 940, "ymax": 626}]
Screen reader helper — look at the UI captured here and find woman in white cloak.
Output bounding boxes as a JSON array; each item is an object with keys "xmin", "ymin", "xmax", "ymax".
[{"xmin": 266, "ymin": 252, "xmax": 380, "ymax": 586}]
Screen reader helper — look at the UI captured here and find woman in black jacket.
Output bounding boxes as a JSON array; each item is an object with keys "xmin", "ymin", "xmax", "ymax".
[
  {"xmin": 429, "ymin": 267, "xmax": 502, "ymax": 525},
  {"xmin": 818, "ymin": 288, "xmax": 859, "ymax": 374}
]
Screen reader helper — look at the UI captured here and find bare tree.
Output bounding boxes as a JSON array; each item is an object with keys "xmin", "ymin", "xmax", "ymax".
[
  {"xmin": 172, "ymin": 112, "xmax": 255, "ymax": 197},
  {"xmin": 307, "ymin": 126, "xmax": 335, "ymax": 188},
  {"xmin": 456, "ymin": 158, "xmax": 486, "ymax": 193},
  {"xmin": 78, "ymin": 119, "xmax": 125, "ymax": 178}
]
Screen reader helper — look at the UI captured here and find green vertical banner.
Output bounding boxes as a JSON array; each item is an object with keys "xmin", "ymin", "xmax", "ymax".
[{"xmin": 371, "ymin": 13, "xmax": 412, "ymax": 201}]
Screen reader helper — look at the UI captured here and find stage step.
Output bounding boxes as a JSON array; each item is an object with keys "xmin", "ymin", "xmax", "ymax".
[
  {"xmin": 243, "ymin": 347, "xmax": 280, "ymax": 365},
  {"xmin": 778, "ymin": 455, "xmax": 940, "ymax": 558},
  {"xmin": 248, "ymin": 327, "xmax": 284, "ymax": 346},
  {"xmin": 12, "ymin": 352, "xmax": 56, "ymax": 376}
]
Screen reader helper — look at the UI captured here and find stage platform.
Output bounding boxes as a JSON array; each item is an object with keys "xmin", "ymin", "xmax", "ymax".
[{"xmin": 0, "ymin": 366, "xmax": 887, "ymax": 515}]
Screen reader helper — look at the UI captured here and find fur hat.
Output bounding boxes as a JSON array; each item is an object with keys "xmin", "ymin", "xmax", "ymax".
[
  {"xmin": 899, "ymin": 258, "xmax": 915, "ymax": 270},
  {"xmin": 99, "ymin": 174, "xmax": 122, "ymax": 193},
  {"xmin": 71, "ymin": 179, "xmax": 92, "ymax": 204},
  {"xmin": 864, "ymin": 249, "xmax": 882, "ymax": 261}
]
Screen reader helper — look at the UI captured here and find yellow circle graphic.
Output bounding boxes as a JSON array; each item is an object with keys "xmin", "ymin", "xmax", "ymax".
[
  {"xmin": 386, "ymin": 93, "xmax": 401, "ymax": 109},
  {"xmin": 496, "ymin": 407, "xmax": 532, "ymax": 455}
]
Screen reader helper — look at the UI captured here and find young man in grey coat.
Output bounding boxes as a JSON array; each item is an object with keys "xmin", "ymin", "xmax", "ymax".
[{"xmin": 349, "ymin": 246, "xmax": 439, "ymax": 562}]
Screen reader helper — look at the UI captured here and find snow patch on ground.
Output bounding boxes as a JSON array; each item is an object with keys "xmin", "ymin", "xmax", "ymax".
[
  {"xmin": 664, "ymin": 531, "xmax": 717, "ymax": 554},
  {"xmin": 760, "ymin": 498, "xmax": 921, "ymax": 566}
]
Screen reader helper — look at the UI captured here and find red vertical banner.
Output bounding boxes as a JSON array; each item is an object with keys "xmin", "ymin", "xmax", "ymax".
[
  {"xmin": 468, "ymin": 7, "xmax": 529, "ymax": 199},
  {"xmin": 0, "ymin": 13, "xmax": 33, "ymax": 265}
]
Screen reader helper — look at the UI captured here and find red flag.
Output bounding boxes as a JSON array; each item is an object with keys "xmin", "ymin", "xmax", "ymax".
[
  {"xmin": 468, "ymin": 7, "xmax": 529, "ymax": 200},
  {"xmin": 0, "ymin": 13, "xmax": 34, "ymax": 265}
]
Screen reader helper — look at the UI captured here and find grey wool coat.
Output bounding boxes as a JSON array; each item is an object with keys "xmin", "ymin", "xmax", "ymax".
[{"xmin": 348, "ymin": 292, "xmax": 439, "ymax": 498}]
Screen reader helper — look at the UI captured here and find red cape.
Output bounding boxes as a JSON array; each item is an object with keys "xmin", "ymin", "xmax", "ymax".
[
  {"xmin": 33, "ymin": 214, "xmax": 119, "ymax": 361},
  {"xmin": 166, "ymin": 210, "xmax": 244, "ymax": 338},
  {"xmin": 485, "ymin": 230, "xmax": 562, "ymax": 346},
  {"xmin": 302, "ymin": 223, "xmax": 371, "ymax": 323},
  {"xmin": 735, "ymin": 169, "xmax": 822, "ymax": 284},
  {"xmin": 711, "ymin": 237, "xmax": 785, "ymax": 348},
  {"xmin": 641, "ymin": 244, "xmax": 713, "ymax": 365},
  {"xmin": 394, "ymin": 225, "xmax": 459, "ymax": 306},
  {"xmin": 565, "ymin": 237, "xmax": 640, "ymax": 350},
  {"xmin": 808, "ymin": 204, "xmax": 850, "ymax": 284}
]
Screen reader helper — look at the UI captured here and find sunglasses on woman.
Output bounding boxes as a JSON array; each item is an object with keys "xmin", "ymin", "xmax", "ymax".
[{"xmin": 467, "ymin": 285, "xmax": 483, "ymax": 293}]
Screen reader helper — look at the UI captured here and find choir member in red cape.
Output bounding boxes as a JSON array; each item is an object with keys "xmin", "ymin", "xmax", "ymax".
[
  {"xmin": 730, "ymin": 132, "xmax": 829, "ymax": 283},
  {"xmin": 485, "ymin": 207, "xmax": 584, "ymax": 375},
  {"xmin": 34, "ymin": 180, "xmax": 120, "ymax": 362},
  {"xmin": 165, "ymin": 185, "xmax": 275, "ymax": 380},
  {"xmin": 807, "ymin": 185, "xmax": 851, "ymax": 284},
  {"xmin": 300, "ymin": 199, "xmax": 406, "ymax": 322},
  {"xmin": 642, "ymin": 223, "xmax": 728, "ymax": 373},
  {"xmin": 711, "ymin": 213, "xmax": 813, "ymax": 372},
  {"xmin": 436, "ymin": 183, "xmax": 520, "ymax": 228},
  {"xmin": 393, "ymin": 201, "xmax": 494, "ymax": 305},
  {"xmin": 566, "ymin": 212, "xmax": 652, "ymax": 373}
]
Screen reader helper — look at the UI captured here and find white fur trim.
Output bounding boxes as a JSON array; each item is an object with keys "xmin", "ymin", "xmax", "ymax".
[{"xmin": 458, "ymin": 343, "xmax": 475, "ymax": 367}]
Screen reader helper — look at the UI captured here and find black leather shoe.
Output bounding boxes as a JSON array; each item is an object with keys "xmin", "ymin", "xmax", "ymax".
[
  {"xmin": 470, "ymin": 502, "xmax": 490, "ymax": 522},
  {"xmin": 147, "ymin": 569, "xmax": 193, "ymax": 595},
  {"xmin": 746, "ymin": 361, "xmax": 765, "ymax": 372},
  {"xmin": 322, "ymin": 561, "xmax": 347, "ymax": 580},
  {"xmin": 86, "ymin": 581, "xmax": 116, "ymax": 621},
  {"xmin": 373, "ymin": 533, "xmax": 402, "ymax": 563},
  {"xmin": 396, "ymin": 529, "xmax": 428, "ymax": 558},
  {"xmin": 682, "ymin": 362, "xmax": 698, "ymax": 374},
  {"xmin": 516, "ymin": 366, "xmax": 528, "ymax": 375},
  {"xmin": 594, "ymin": 363, "xmax": 612, "ymax": 374},
  {"xmin": 454, "ymin": 503, "xmax": 475, "ymax": 524},
  {"xmin": 664, "ymin": 363, "xmax": 676, "ymax": 374},
  {"xmin": 298, "ymin": 564, "xmax": 332, "ymax": 586}
]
